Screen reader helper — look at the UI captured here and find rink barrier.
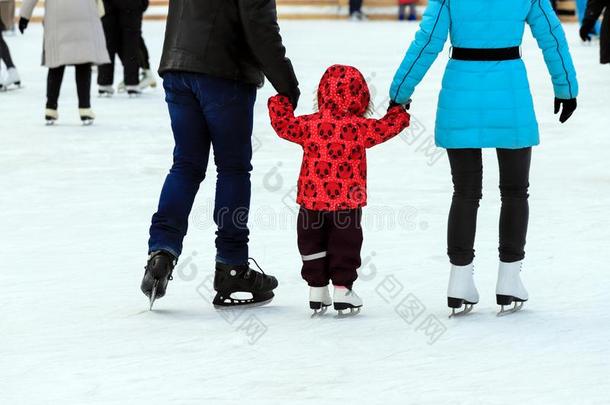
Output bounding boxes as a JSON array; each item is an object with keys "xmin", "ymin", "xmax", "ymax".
[{"xmin": 12, "ymin": 0, "xmax": 577, "ymax": 23}]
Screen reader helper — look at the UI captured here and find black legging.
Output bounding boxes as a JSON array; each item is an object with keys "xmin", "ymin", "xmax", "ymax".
[
  {"xmin": 46, "ymin": 64, "xmax": 92, "ymax": 110},
  {"xmin": 0, "ymin": 31, "xmax": 15, "ymax": 69},
  {"xmin": 349, "ymin": 0, "xmax": 363, "ymax": 15},
  {"xmin": 447, "ymin": 148, "xmax": 532, "ymax": 266}
]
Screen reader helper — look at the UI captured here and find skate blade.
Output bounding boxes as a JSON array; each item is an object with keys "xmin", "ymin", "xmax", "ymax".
[
  {"xmin": 497, "ymin": 301, "xmax": 525, "ymax": 317},
  {"xmin": 81, "ymin": 119, "xmax": 94, "ymax": 126},
  {"xmin": 148, "ymin": 281, "xmax": 159, "ymax": 311},
  {"xmin": 336, "ymin": 307, "xmax": 362, "ymax": 318},
  {"xmin": 45, "ymin": 120, "xmax": 56, "ymax": 126},
  {"xmin": 213, "ymin": 297, "xmax": 274, "ymax": 310},
  {"xmin": 310, "ymin": 306, "xmax": 330, "ymax": 318},
  {"xmin": 448, "ymin": 304, "xmax": 475, "ymax": 319}
]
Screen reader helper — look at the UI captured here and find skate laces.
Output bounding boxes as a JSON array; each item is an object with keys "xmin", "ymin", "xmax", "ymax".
[{"xmin": 247, "ymin": 257, "xmax": 268, "ymax": 289}]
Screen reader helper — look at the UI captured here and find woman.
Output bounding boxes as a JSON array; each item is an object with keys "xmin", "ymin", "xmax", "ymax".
[
  {"xmin": 19, "ymin": 0, "xmax": 109, "ymax": 125},
  {"xmin": 390, "ymin": 0, "xmax": 578, "ymax": 316},
  {"xmin": 0, "ymin": 0, "xmax": 20, "ymax": 90}
]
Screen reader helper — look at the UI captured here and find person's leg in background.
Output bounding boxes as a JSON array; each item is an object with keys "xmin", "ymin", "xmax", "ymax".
[
  {"xmin": 198, "ymin": 77, "xmax": 257, "ymax": 266},
  {"xmin": 98, "ymin": 1, "xmax": 119, "ymax": 91},
  {"xmin": 496, "ymin": 148, "xmax": 532, "ymax": 263},
  {"xmin": 446, "ymin": 149, "xmax": 483, "ymax": 266},
  {"xmin": 349, "ymin": 0, "xmax": 363, "ymax": 17},
  {"xmin": 75, "ymin": 64, "xmax": 92, "ymax": 109},
  {"xmin": 46, "ymin": 66, "xmax": 66, "ymax": 110},
  {"xmin": 148, "ymin": 73, "xmax": 212, "ymax": 258},
  {"xmin": 0, "ymin": 28, "xmax": 20, "ymax": 89},
  {"xmin": 0, "ymin": 30, "xmax": 15, "ymax": 69},
  {"xmin": 117, "ymin": 3, "xmax": 144, "ymax": 89},
  {"xmin": 297, "ymin": 208, "xmax": 330, "ymax": 287}
]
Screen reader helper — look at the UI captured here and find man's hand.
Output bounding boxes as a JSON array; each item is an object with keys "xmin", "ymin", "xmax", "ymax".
[{"xmin": 287, "ymin": 87, "xmax": 300, "ymax": 109}]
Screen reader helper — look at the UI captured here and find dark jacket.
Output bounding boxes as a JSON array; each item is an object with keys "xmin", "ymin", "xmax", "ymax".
[
  {"xmin": 583, "ymin": 0, "xmax": 609, "ymax": 64},
  {"xmin": 159, "ymin": 0, "xmax": 300, "ymax": 104}
]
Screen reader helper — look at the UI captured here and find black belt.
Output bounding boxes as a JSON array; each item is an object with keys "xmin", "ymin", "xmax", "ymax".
[{"xmin": 451, "ymin": 47, "xmax": 521, "ymax": 61}]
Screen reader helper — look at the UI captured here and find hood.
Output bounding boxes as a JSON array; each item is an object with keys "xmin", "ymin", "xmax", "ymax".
[{"xmin": 317, "ymin": 65, "xmax": 370, "ymax": 116}]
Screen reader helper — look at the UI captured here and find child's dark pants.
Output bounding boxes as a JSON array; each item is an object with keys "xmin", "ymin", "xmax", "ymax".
[{"xmin": 297, "ymin": 208, "xmax": 363, "ymax": 288}]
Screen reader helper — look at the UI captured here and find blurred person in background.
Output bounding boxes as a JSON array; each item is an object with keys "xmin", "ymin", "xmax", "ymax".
[
  {"xmin": 19, "ymin": 0, "xmax": 109, "ymax": 124},
  {"xmin": 349, "ymin": 0, "xmax": 366, "ymax": 20},
  {"xmin": 98, "ymin": 0, "xmax": 147, "ymax": 96},
  {"xmin": 0, "ymin": 0, "xmax": 20, "ymax": 90},
  {"xmin": 580, "ymin": 0, "xmax": 609, "ymax": 64},
  {"xmin": 398, "ymin": 0, "xmax": 418, "ymax": 21}
]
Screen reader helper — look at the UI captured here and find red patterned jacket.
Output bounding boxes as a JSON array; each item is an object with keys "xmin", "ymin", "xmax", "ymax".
[{"xmin": 268, "ymin": 64, "xmax": 410, "ymax": 212}]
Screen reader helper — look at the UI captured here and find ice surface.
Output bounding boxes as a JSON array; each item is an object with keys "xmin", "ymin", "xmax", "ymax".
[{"xmin": 1, "ymin": 21, "xmax": 609, "ymax": 404}]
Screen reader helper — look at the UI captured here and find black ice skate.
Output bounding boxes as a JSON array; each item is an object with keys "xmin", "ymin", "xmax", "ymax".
[
  {"xmin": 213, "ymin": 258, "xmax": 278, "ymax": 309},
  {"xmin": 141, "ymin": 250, "xmax": 176, "ymax": 310}
]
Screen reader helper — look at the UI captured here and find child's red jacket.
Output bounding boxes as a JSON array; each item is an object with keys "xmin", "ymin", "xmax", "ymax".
[{"xmin": 268, "ymin": 64, "xmax": 410, "ymax": 212}]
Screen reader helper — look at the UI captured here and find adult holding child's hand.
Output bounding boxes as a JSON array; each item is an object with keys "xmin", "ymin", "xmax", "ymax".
[{"xmin": 389, "ymin": 0, "xmax": 578, "ymax": 317}]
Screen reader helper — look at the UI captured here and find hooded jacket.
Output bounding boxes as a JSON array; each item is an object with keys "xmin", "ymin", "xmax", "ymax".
[{"xmin": 269, "ymin": 65, "xmax": 410, "ymax": 212}]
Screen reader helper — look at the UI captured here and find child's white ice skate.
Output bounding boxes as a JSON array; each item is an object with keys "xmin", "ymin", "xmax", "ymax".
[
  {"xmin": 309, "ymin": 286, "xmax": 332, "ymax": 317},
  {"xmin": 447, "ymin": 263, "xmax": 479, "ymax": 318},
  {"xmin": 496, "ymin": 261, "xmax": 528, "ymax": 316},
  {"xmin": 333, "ymin": 286, "xmax": 362, "ymax": 317}
]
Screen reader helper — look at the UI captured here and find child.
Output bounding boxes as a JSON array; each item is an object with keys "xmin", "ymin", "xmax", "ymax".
[
  {"xmin": 399, "ymin": 0, "xmax": 418, "ymax": 21},
  {"xmin": 268, "ymin": 64, "xmax": 410, "ymax": 315}
]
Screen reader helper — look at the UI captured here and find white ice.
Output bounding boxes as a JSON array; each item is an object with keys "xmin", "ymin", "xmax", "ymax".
[{"xmin": 1, "ymin": 21, "xmax": 609, "ymax": 404}]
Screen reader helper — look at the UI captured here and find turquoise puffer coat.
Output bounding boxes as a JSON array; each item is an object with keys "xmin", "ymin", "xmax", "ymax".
[{"xmin": 390, "ymin": 0, "xmax": 579, "ymax": 149}]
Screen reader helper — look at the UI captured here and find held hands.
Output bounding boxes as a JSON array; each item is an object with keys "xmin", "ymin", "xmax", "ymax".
[
  {"xmin": 554, "ymin": 98, "xmax": 577, "ymax": 123},
  {"xmin": 19, "ymin": 17, "xmax": 29, "ymax": 34},
  {"xmin": 388, "ymin": 99, "xmax": 411, "ymax": 111}
]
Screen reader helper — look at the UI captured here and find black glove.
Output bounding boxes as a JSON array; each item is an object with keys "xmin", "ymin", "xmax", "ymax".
[
  {"xmin": 554, "ymin": 98, "xmax": 577, "ymax": 123},
  {"xmin": 19, "ymin": 17, "xmax": 29, "ymax": 34},
  {"xmin": 142, "ymin": 0, "xmax": 150, "ymax": 12},
  {"xmin": 286, "ymin": 87, "xmax": 300, "ymax": 109},
  {"xmin": 388, "ymin": 99, "xmax": 411, "ymax": 111},
  {"xmin": 579, "ymin": 25, "xmax": 592, "ymax": 42}
]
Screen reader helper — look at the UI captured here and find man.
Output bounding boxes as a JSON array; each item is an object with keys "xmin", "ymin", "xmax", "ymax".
[
  {"xmin": 141, "ymin": 0, "xmax": 300, "ymax": 310},
  {"xmin": 580, "ymin": 0, "xmax": 609, "ymax": 64},
  {"xmin": 98, "ymin": 0, "xmax": 147, "ymax": 96}
]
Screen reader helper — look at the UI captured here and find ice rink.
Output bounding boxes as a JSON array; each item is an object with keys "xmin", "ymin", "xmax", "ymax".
[{"xmin": 1, "ymin": 20, "xmax": 610, "ymax": 404}]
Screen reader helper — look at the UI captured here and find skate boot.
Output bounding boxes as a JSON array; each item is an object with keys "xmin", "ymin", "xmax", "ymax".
[
  {"xmin": 45, "ymin": 109, "xmax": 58, "ymax": 126},
  {"xmin": 126, "ymin": 85, "xmax": 142, "ymax": 97},
  {"xmin": 333, "ymin": 286, "xmax": 362, "ymax": 317},
  {"xmin": 309, "ymin": 286, "xmax": 332, "ymax": 317},
  {"xmin": 98, "ymin": 85, "xmax": 115, "ymax": 97},
  {"xmin": 0, "ymin": 67, "xmax": 21, "ymax": 91},
  {"xmin": 141, "ymin": 250, "xmax": 177, "ymax": 310},
  {"xmin": 117, "ymin": 81, "xmax": 125, "ymax": 93},
  {"xmin": 79, "ymin": 108, "xmax": 95, "ymax": 126},
  {"xmin": 213, "ymin": 258, "xmax": 278, "ymax": 308},
  {"xmin": 496, "ymin": 261, "xmax": 528, "ymax": 316},
  {"xmin": 138, "ymin": 69, "xmax": 157, "ymax": 90},
  {"xmin": 447, "ymin": 263, "xmax": 479, "ymax": 318}
]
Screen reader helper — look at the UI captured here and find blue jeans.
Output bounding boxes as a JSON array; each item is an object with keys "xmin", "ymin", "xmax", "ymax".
[{"xmin": 148, "ymin": 72, "xmax": 257, "ymax": 265}]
